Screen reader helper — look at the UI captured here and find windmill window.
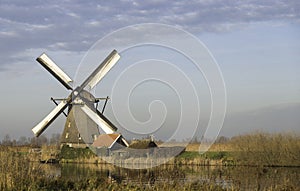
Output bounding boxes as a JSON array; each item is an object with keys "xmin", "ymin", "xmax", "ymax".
[
  {"xmin": 66, "ymin": 133, "xmax": 69, "ymax": 139},
  {"xmin": 68, "ymin": 122, "xmax": 71, "ymax": 128}
]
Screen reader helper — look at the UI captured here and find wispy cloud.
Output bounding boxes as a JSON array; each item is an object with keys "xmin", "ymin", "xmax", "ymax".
[
  {"xmin": 0, "ymin": 0, "xmax": 299, "ymax": 139},
  {"xmin": 0, "ymin": 0, "xmax": 299, "ymax": 71}
]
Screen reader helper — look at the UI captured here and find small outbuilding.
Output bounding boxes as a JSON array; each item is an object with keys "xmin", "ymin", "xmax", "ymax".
[{"xmin": 92, "ymin": 134, "xmax": 129, "ymax": 156}]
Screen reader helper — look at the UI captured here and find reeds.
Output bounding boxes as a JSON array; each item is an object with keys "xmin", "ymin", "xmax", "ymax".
[
  {"xmin": 0, "ymin": 146, "xmax": 43, "ymax": 190},
  {"xmin": 0, "ymin": 132, "xmax": 299, "ymax": 190},
  {"xmin": 229, "ymin": 132, "xmax": 300, "ymax": 166}
]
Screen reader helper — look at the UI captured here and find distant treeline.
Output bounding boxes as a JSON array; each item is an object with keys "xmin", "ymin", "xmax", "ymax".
[
  {"xmin": 1, "ymin": 133, "xmax": 232, "ymax": 147},
  {"xmin": 0, "ymin": 133, "xmax": 61, "ymax": 147}
]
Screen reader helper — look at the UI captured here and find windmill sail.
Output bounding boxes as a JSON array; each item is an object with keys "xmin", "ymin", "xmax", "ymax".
[
  {"xmin": 80, "ymin": 104, "xmax": 115, "ymax": 134},
  {"xmin": 37, "ymin": 53, "xmax": 73, "ymax": 90},
  {"xmin": 32, "ymin": 101, "xmax": 69, "ymax": 137},
  {"xmin": 80, "ymin": 50, "xmax": 120, "ymax": 90},
  {"xmin": 32, "ymin": 49, "xmax": 128, "ymax": 148}
]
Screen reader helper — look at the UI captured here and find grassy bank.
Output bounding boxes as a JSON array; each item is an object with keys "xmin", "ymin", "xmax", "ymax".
[
  {"xmin": 57, "ymin": 146, "xmax": 232, "ymax": 166},
  {"xmin": 55, "ymin": 132, "xmax": 300, "ymax": 167},
  {"xmin": 1, "ymin": 145, "xmax": 299, "ymax": 190},
  {"xmin": 230, "ymin": 132, "xmax": 300, "ymax": 167},
  {"xmin": 5, "ymin": 132, "xmax": 299, "ymax": 168},
  {"xmin": 1, "ymin": 132, "xmax": 299, "ymax": 190},
  {"xmin": 183, "ymin": 132, "xmax": 300, "ymax": 167},
  {"xmin": 0, "ymin": 146, "xmax": 227, "ymax": 190}
]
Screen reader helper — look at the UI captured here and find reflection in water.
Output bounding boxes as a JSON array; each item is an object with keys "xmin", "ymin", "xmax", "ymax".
[{"xmin": 40, "ymin": 163, "xmax": 300, "ymax": 190}]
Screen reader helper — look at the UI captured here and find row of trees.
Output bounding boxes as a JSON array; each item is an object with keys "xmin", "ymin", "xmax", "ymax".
[
  {"xmin": 1, "ymin": 133, "xmax": 61, "ymax": 147},
  {"xmin": 1, "ymin": 134, "xmax": 232, "ymax": 146}
]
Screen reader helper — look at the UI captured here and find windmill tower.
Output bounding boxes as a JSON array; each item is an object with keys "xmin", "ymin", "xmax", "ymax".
[{"xmin": 32, "ymin": 50, "xmax": 128, "ymax": 148}]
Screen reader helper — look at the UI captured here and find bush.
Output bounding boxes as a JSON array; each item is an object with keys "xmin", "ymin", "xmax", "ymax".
[{"xmin": 60, "ymin": 145, "xmax": 95, "ymax": 160}]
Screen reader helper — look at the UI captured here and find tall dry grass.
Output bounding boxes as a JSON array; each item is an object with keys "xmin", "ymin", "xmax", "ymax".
[
  {"xmin": 229, "ymin": 132, "xmax": 300, "ymax": 166},
  {"xmin": 0, "ymin": 146, "xmax": 44, "ymax": 190}
]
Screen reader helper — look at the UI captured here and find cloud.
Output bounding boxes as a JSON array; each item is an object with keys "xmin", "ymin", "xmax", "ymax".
[
  {"xmin": 0, "ymin": 0, "xmax": 299, "ymax": 71},
  {"xmin": 0, "ymin": 0, "xmax": 299, "ymax": 140}
]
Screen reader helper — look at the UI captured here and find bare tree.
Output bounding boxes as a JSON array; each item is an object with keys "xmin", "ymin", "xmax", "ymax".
[
  {"xmin": 30, "ymin": 135, "xmax": 48, "ymax": 147},
  {"xmin": 17, "ymin": 136, "xmax": 29, "ymax": 146},
  {"xmin": 2, "ymin": 134, "xmax": 12, "ymax": 146},
  {"xmin": 50, "ymin": 133, "xmax": 61, "ymax": 146},
  {"xmin": 37, "ymin": 135, "xmax": 48, "ymax": 146}
]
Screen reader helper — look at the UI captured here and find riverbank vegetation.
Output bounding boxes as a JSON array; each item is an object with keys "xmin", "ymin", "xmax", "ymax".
[
  {"xmin": 0, "ymin": 132, "xmax": 299, "ymax": 190},
  {"xmin": 230, "ymin": 132, "xmax": 300, "ymax": 167},
  {"xmin": 181, "ymin": 132, "xmax": 300, "ymax": 167}
]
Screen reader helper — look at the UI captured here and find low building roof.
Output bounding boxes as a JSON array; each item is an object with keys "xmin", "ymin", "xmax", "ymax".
[
  {"xmin": 92, "ymin": 134, "xmax": 121, "ymax": 148},
  {"xmin": 129, "ymin": 140, "xmax": 158, "ymax": 149}
]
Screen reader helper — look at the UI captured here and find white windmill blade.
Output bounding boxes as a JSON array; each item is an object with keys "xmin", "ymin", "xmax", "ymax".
[
  {"xmin": 32, "ymin": 100, "xmax": 69, "ymax": 137},
  {"xmin": 80, "ymin": 104, "xmax": 115, "ymax": 134},
  {"xmin": 80, "ymin": 50, "xmax": 120, "ymax": 90},
  {"xmin": 37, "ymin": 53, "xmax": 73, "ymax": 90}
]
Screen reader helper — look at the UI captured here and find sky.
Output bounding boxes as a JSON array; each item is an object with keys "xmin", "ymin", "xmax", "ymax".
[{"xmin": 0, "ymin": 0, "xmax": 299, "ymax": 141}]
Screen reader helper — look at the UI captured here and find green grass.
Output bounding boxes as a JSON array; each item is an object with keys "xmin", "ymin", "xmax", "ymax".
[
  {"xmin": 60, "ymin": 145, "xmax": 96, "ymax": 160},
  {"xmin": 203, "ymin": 151, "xmax": 230, "ymax": 160},
  {"xmin": 176, "ymin": 151, "xmax": 201, "ymax": 160},
  {"xmin": 176, "ymin": 151, "xmax": 230, "ymax": 160}
]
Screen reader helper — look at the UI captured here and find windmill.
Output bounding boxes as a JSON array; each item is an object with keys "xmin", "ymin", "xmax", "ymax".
[{"xmin": 32, "ymin": 50, "xmax": 128, "ymax": 147}]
